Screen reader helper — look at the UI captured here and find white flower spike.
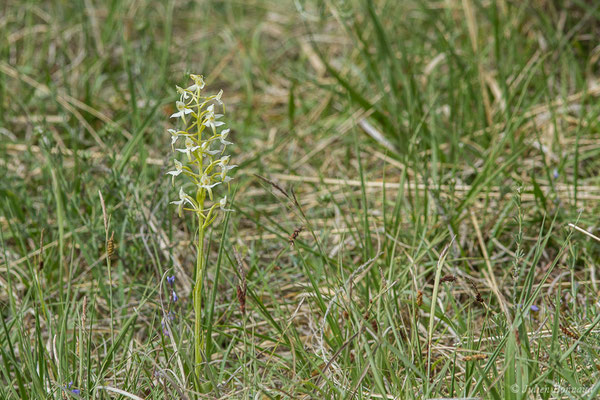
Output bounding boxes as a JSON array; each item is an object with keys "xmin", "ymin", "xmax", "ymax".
[{"xmin": 168, "ymin": 74, "xmax": 234, "ymax": 219}]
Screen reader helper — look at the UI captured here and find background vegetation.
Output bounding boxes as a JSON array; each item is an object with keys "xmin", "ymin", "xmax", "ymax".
[{"xmin": 1, "ymin": 0, "xmax": 600, "ymax": 398}]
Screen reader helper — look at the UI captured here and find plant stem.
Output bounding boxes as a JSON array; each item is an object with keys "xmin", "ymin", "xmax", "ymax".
[{"xmin": 194, "ymin": 220, "xmax": 205, "ymax": 378}]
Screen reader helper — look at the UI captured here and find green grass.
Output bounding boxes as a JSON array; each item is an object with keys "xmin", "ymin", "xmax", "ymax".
[{"xmin": 1, "ymin": 0, "xmax": 600, "ymax": 399}]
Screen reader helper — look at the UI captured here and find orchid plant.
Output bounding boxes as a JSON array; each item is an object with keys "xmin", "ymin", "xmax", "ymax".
[{"xmin": 167, "ymin": 74, "xmax": 236, "ymax": 377}]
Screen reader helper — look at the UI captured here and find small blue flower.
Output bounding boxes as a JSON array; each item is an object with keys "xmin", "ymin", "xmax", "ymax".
[
  {"xmin": 167, "ymin": 275, "xmax": 175, "ymax": 286},
  {"xmin": 171, "ymin": 290, "xmax": 178, "ymax": 303},
  {"xmin": 530, "ymin": 305, "xmax": 540, "ymax": 312},
  {"xmin": 552, "ymin": 169, "xmax": 559, "ymax": 179},
  {"xmin": 161, "ymin": 320, "xmax": 170, "ymax": 336},
  {"xmin": 65, "ymin": 382, "xmax": 80, "ymax": 396}
]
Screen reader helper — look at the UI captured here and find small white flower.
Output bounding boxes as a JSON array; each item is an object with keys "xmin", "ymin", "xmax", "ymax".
[
  {"xmin": 218, "ymin": 155, "xmax": 238, "ymax": 172},
  {"xmin": 166, "ymin": 160, "xmax": 183, "ymax": 184},
  {"xmin": 198, "ymin": 173, "xmax": 221, "ymax": 199},
  {"xmin": 214, "ymin": 89, "xmax": 223, "ymax": 105},
  {"xmin": 201, "ymin": 141, "xmax": 220, "ymax": 157},
  {"xmin": 189, "ymin": 74, "xmax": 205, "ymax": 91},
  {"xmin": 170, "ymin": 101, "xmax": 193, "ymax": 120},
  {"xmin": 170, "ymin": 187, "xmax": 196, "ymax": 217},
  {"xmin": 218, "ymin": 129, "xmax": 233, "ymax": 146},
  {"xmin": 220, "ymin": 169, "xmax": 236, "ymax": 182},
  {"xmin": 217, "ymin": 155, "xmax": 237, "ymax": 181},
  {"xmin": 203, "ymin": 104, "xmax": 225, "ymax": 131},
  {"xmin": 169, "ymin": 129, "xmax": 193, "ymax": 146},
  {"xmin": 176, "ymin": 138, "xmax": 200, "ymax": 161},
  {"xmin": 219, "ymin": 196, "xmax": 233, "ymax": 212},
  {"xmin": 176, "ymin": 86, "xmax": 190, "ymax": 100},
  {"xmin": 169, "ymin": 129, "xmax": 189, "ymax": 145}
]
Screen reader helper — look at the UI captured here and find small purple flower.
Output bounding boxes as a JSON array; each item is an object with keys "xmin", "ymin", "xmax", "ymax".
[
  {"xmin": 552, "ymin": 169, "xmax": 559, "ymax": 179},
  {"xmin": 171, "ymin": 290, "xmax": 178, "ymax": 303},
  {"xmin": 65, "ymin": 382, "xmax": 80, "ymax": 396},
  {"xmin": 167, "ymin": 275, "xmax": 175, "ymax": 286},
  {"xmin": 161, "ymin": 320, "xmax": 170, "ymax": 336},
  {"xmin": 530, "ymin": 305, "xmax": 540, "ymax": 312}
]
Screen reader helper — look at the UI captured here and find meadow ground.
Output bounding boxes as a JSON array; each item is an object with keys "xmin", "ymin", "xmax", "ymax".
[{"xmin": 1, "ymin": 0, "xmax": 600, "ymax": 399}]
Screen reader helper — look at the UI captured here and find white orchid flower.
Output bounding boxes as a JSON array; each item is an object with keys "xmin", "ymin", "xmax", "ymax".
[
  {"xmin": 201, "ymin": 141, "xmax": 220, "ymax": 157},
  {"xmin": 219, "ymin": 196, "xmax": 233, "ymax": 212},
  {"xmin": 198, "ymin": 173, "xmax": 221, "ymax": 200},
  {"xmin": 217, "ymin": 155, "xmax": 237, "ymax": 181},
  {"xmin": 220, "ymin": 169, "xmax": 236, "ymax": 182},
  {"xmin": 168, "ymin": 129, "xmax": 179, "ymax": 145},
  {"xmin": 188, "ymin": 74, "xmax": 205, "ymax": 92},
  {"xmin": 166, "ymin": 160, "xmax": 183, "ymax": 184},
  {"xmin": 168, "ymin": 129, "xmax": 190, "ymax": 146},
  {"xmin": 176, "ymin": 86, "xmax": 190, "ymax": 100},
  {"xmin": 214, "ymin": 89, "xmax": 223, "ymax": 105},
  {"xmin": 170, "ymin": 101, "xmax": 193, "ymax": 120},
  {"xmin": 176, "ymin": 137, "xmax": 200, "ymax": 161},
  {"xmin": 218, "ymin": 129, "xmax": 233, "ymax": 146},
  {"xmin": 218, "ymin": 155, "xmax": 237, "ymax": 172},
  {"xmin": 203, "ymin": 104, "xmax": 225, "ymax": 131},
  {"xmin": 170, "ymin": 187, "xmax": 196, "ymax": 217}
]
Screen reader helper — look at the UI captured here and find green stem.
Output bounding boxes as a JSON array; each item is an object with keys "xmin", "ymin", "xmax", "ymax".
[{"xmin": 194, "ymin": 220, "xmax": 205, "ymax": 378}]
